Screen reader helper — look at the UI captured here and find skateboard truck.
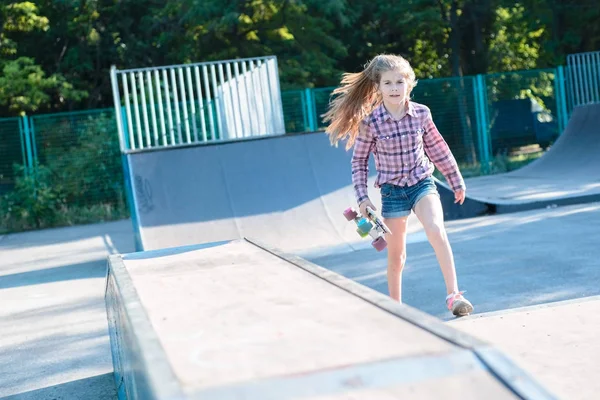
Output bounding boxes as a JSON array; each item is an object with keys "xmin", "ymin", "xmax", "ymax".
[{"xmin": 343, "ymin": 206, "xmax": 392, "ymax": 251}]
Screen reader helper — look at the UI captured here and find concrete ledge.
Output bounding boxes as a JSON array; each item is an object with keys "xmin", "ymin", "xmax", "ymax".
[
  {"xmin": 105, "ymin": 238, "xmax": 557, "ymax": 399},
  {"xmin": 105, "ymin": 255, "xmax": 185, "ymax": 400},
  {"xmin": 246, "ymin": 237, "xmax": 558, "ymax": 400},
  {"xmin": 187, "ymin": 350, "xmax": 486, "ymax": 400}
]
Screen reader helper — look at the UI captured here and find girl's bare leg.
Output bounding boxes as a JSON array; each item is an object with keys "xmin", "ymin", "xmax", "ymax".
[
  {"xmin": 413, "ymin": 194, "xmax": 459, "ymax": 295},
  {"xmin": 383, "ymin": 216, "xmax": 409, "ymax": 301}
]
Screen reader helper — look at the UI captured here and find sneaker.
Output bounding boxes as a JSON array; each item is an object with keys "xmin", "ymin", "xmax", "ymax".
[{"xmin": 446, "ymin": 291, "xmax": 474, "ymax": 317}]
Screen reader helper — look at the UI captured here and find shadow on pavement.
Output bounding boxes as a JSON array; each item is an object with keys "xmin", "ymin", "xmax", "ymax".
[{"xmin": 0, "ymin": 373, "xmax": 116, "ymax": 400}]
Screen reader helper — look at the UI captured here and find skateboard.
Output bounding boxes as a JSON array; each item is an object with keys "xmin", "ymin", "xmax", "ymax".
[{"xmin": 343, "ymin": 206, "xmax": 392, "ymax": 251}]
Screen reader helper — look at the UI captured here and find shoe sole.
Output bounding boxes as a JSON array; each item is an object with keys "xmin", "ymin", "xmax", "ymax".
[{"xmin": 452, "ymin": 300, "xmax": 474, "ymax": 317}]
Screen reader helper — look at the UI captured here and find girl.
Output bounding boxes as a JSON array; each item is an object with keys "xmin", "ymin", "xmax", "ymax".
[{"xmin": 323, "ymin": 54, "xmax": 474, "ymax": 317}]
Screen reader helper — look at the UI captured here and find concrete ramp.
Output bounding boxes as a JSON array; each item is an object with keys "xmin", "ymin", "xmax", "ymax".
[
  {"xmin": 125, "ymin": 103, "xmax": 600, "ymax": 253},
  {"xmin": 105, "ymin": 239, "xmax": 555, "ymax": 399},
  {"xmin": 125, "ymin": 132, "xmax": 425, "ymax": 253},
  {"xmin": 438, "ymin": 103, "xmax": 600, "ymax": 217}
]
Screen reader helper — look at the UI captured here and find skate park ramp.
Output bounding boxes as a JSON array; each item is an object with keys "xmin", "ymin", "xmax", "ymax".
[
  {"xmin": 436, "ymin": 103, "xmax": 600, "ymax": 215},
  {"xmin": 105, "ymin": 238, "xmax": 556, "ymax": 399},
  {"xmin": 125, "ymin": 131, "xmax": 427, "ymax": 255},
  {"xmin": 124, "ymin": 103, "xmax": 600, "ymax": 254}
]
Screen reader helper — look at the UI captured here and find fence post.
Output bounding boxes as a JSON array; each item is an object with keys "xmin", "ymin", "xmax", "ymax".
[
  {"xmin": 304, "ymin": 88, "xmax": 317, "ymax": 132},
  {"xmin": 310, "ymin": 89, "xmax": 319, "ymax": 130},
  {"xmin": 29, "ymin": 117, "xmax": 38, "ymax": 165},
  {"xmin": 474, "ymin": 75, "xmax": 492, "ymax": 174},
  {"xmin": 20, "ymin": 115, "xmax": 35, "ymax": 174},
  {"xmin": 482, "ymin": 75, "xmax": 492, "ymax": 163},
  {"xmin": 18, "ymin": 117, "xmax": 28, "ymax": 176},
  {"xmin": 555, "ymin": 66, "xmax": 569, "ymax": 134},
  {"xmin": 300, "ymin": 90, "xmax": 309, "ymax": 132}
]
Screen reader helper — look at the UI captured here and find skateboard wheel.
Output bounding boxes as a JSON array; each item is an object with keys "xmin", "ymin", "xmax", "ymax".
[
  {"xmin": 372, "ymin": 237, "xmax": 387, "ymax": 251},
  {"xmin": 357, "ymin": 228, "xmax": 369, "ymax": 238},
  {"xmin": 356, "ymin": 219, "xmax": 372, "ymax": 236},
  {"xmin": 343, "ymin": 207, "xmax": 358, "ymax": 221}
]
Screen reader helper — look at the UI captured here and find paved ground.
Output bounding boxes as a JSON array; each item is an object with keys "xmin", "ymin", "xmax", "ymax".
[
  {"xmin": 307, "ymin": 202, "xmax": 600, "ymax": 320},
  {"xmin": 1, "ymin": 202, "xmax": 599, "ymax": 398},
  {"xmin": 0, "ymin": 220, "xmax": 134, "ymax": 399},
  {"xmin": 449, "ymin": 296, "xmax": 600, "ymax": 400}
]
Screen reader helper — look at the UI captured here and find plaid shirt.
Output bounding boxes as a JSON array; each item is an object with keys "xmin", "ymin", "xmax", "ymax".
[{"xmin": 351, "ymin": 101, "xmax": 465, "ymax": 203}]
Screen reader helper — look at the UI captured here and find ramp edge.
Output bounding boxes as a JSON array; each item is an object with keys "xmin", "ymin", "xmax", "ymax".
[
  {"xmin": 188, "ymin": 349, "xmax": 486, "ymax": 400},
  {"xmin": 105, "ymin": 254, "xmax": 185, "ymax": 400},
  {"xmin": 449, "ymin": 294, "xmax": 600, "ymax": 322},
  {"xmin": 435, "ymin": 176, "xmax": 600, "ymax": 221},
  {"xmin": 244, "ymin": 237, "xmax": 558, "ymax": 400}
]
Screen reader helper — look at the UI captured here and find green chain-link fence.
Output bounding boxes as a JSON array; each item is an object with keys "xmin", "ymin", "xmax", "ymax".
[
  {"xmin": 1, "ymin": 109, "xmax": 127, "ymax": 232},
  {"xmin": 0, "ymin": 118, "xmax": 24, "ymax": 195},
  {"xmin": 486, "ymin": 69, "xmax": 559, "ymax": 149},
  {"xmin": 0, "ymin": 67, "xmax": 570, "ymax": 233}
]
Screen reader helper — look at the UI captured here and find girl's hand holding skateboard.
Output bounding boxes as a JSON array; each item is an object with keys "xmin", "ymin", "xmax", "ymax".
[{"xmin": 359, "ymin": 199, "xmax": 376, "ymax": 219}]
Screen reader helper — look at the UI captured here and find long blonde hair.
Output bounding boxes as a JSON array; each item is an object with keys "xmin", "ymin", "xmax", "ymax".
[{"xmin": 322, "ymin": 54, "xmax": 417, "ymax": 149}]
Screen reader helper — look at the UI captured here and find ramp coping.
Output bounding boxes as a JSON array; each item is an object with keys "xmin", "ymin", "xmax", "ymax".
[{"xmin": 188, "ymin": 350, "xmax": 485, "ymax": 400}]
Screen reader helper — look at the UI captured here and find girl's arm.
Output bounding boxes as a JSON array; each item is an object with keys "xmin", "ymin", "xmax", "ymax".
[
  {"xmin": 422, "ymin": 109, "xmax": 466, "ymax": 192},
  {"xmin": 351, "ymin": 121, "xmax": 375, "ymax": 204}
]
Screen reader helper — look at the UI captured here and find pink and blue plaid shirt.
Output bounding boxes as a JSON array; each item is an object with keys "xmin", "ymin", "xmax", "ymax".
[{"xmin": 351, "ymin": 101, "xmax": 465, "ymax": 203}]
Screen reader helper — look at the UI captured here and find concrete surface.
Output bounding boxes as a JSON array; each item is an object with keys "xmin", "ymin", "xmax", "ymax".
[
  {"xmin": 107, "ymin": 238, "xmax": 550, "ymax": 399},
  {"xmin": 449, "ymin": 296, "xmax": 600, "ymax": 400},
  {"xmin": 0, "ymin": 220, "xmax": 134, "ymax": 399},
  {"xmin": 308, "ymin": 202, "xmax": 600, "ymax": 320},
  {"xmin": 3, "ymin": 203, "xmax": 597, "ymax": 399}
]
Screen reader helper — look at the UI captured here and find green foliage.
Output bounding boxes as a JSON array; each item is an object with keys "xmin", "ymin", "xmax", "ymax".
[
  {"xmin": 1, "ymin": 0, "xmax": 599, "ymax": 113},
  {"xmin": 0, "ymin": 2, "xmax": 49, "ymax": 56},
  {"xmin": 0, "ymin": 57, "xmax": 87, "ymax": 114},
  {"xmin": 42, "ymin": 113, "xmax": 124, "ymax": 207},
  {"xmin": 488, "ymin": 4, "xmax": 544, "ymax": 72},
  {"xmin": 0, "ymin": 158, "xmax": 129, "ymax": 232},
  {"xmin": 0, "ymin": 162, "xmax": 64, "ymax": 230},
  {"xmin": 486, "ymin": 69, "xmax": 556, "ymax": 111},
  {"xmin": 0, "ymin": 112, "xmax": 129, "ymax": 233}
]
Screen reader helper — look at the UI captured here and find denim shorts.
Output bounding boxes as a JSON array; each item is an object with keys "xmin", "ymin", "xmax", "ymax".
[{"xmin": 380, "ymin": 176, "xmax": 440, "ymax": 218}]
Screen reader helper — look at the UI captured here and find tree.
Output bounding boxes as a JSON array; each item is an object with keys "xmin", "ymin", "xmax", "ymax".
[
  {"xmin": 0, "ymin": 57, "xmax": 85, "ymax": 114},
  {"xmin": 4, "ymin": 0, "xmax": 600, "ymax": 114},
  {"xmin": 0, "ymin": 2, "xmax": 85, "ymax": 115}
]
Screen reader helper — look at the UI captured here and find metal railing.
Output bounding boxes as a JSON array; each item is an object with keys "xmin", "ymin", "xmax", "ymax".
[
  {"xmin": 110, "ymin": 56, "xmax": 285, "ymax": 151},
  {"xmin": 566, "ymin": 50, "xmax": 600, "ymax": 108}
]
